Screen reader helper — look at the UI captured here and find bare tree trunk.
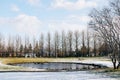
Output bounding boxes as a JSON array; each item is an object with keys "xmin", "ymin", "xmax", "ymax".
[
  {"xmin": 93, "ymin": 33, "xmax": 97, "ymax": 56},
  {"xmin": 67, "ymin": 31, "xmax": 73, "ymax": 57},
  {"xmin": 111, "ymin": 56, "xmax": 117, "ymax": 69},
  {"xmin": 74, "ymin": 30, "xmax": 80, "ymax": 57},
  {"xmin": 81, "ymin": 31, "xmax": 87, "ymax": 57},
  {"xmin": 117, "ymin": 44, "xmax": 120, "ymax": 69},
  {"xmin": 47, "ymin": 32, "xmax": 51, "ymax": 57},
  {"xmin": 61, "ymin": 31, "xmax": 65, "ymax": 57},
  {"xmin": 15, "ymin": 35, "xmax": 21, "ymax": 57},
  {"xmin": 87, "ymin": 29, "xmax": 90, "ymax": 57},
  {"xmin": 39, "ymin": 33, "xmax": 44, "ymax": 57}
]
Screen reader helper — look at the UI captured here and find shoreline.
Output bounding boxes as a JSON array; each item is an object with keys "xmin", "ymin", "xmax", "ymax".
[{"xmin": 0, "ymin": 57, "xmax": 114, "ymax": 72}]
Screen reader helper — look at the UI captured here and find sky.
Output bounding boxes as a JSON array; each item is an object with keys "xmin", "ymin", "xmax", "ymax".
[{"xmin": 0, "ymin": 0, "xmax": 109, "ymax": 38}]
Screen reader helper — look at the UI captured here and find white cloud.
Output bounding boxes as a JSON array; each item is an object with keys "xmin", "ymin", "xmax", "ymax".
[
  {"xmin": 11, "ymin": 4, "xmax": 20, "ymax": 12},
  {"xmin": 51, "ymin": 0, "xmax": 97, "ymax": 10},
  {"xmin": 0, "ymin": 14, "xmax": 42, "ymax": 36},
  {"xmin": 27, "ymin": 0, "xmax": 41, "ymax": 6},
  {"xmin": 67, "ymin": 15, "xmax": 91, "ymax": 23},
  {"xmin": 48, "ymin": 15, "xmax": 89, "ymax": 32},
  {"xmin": 13, "ymin": 14, "xmax": 42, "ymax": 35},
  {"xmin": 48, "ymin": 22, "xmax": 87, "ymax": 33},
  {"xmin": 0, "ymin": 14, "xmax": 89, "ymax": 36}
]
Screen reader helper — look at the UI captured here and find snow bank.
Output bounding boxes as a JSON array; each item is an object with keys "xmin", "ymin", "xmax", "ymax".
[{"xmin": 80, "ymin": 60, "xmax": 113, "ymax": 68}]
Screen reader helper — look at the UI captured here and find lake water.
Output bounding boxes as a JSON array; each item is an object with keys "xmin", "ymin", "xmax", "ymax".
[
  {"xmin": 12, "ymin": 62, "xmax": 106, "ymax": 71},
  {"xmin": 0, "ymin": 71, "xmax": 120, "ymax": 80}
]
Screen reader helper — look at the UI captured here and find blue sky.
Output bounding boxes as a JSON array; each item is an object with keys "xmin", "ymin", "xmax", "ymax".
[{"xmin": 0, "ymin": 0, "xmax": 109, "ymax": 38}]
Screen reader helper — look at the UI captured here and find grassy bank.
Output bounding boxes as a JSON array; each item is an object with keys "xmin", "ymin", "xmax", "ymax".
[
  {"xmin": 101, "ymin": 68, "xmax": 120, "ymax": 72},
  {"xmin": 0, "ymin": 57, "xmax": 80, "ymax": 64},
  {"xmin": 0, "ymin": 57, "xmax": 111, "ymax": 64}
]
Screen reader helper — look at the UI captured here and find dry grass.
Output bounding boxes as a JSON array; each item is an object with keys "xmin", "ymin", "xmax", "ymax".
[
  {"xmin": 103, "ymin": 68, "xmax": 120, "ymax": 72},
  {"xmin": 0, "ymin": 57, "xmax": 79, "ymax": 64},
  {"xmin": 0, "ymin": 57, "xmax": 111, "ymax": 64}
]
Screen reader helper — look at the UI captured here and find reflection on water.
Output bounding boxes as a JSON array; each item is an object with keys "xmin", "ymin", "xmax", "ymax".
[
  {"xmin": 0, "ymin": 71, "xmax": 120, "ymax": 80},
  {"xmin": 12, "ymin": 62, "xmax": 105, "ymax": 71}
]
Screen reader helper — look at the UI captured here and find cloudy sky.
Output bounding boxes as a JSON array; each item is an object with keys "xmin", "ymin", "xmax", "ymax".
[{"xmin": 0, "ymin": 0, "xmax": 109, "ymax": 37}]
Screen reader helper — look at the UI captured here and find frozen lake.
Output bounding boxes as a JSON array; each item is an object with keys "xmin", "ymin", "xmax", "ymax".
[{"xmin": 0, "ymin": 71, "xmax": 120, "ymax": 80}]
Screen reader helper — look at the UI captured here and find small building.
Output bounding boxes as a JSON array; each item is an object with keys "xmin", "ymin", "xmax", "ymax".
[{"xmin": 25, "ymin": 53, "xmax": 36, "ymax": 58}]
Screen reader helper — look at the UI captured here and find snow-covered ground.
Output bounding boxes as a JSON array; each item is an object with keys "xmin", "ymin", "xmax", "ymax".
[
  {"xmin": 0, "ymin": 61, "xmax": 6, "ymax": 66},
  {"xmin": 0, "ymin": 61, "xmax": 47, "ymax": 71},
  {"xmin": 51, "ymin": 58, "xmax": 113, "ymax": 68},
  {"xmin": 79, "ymin": 59, "xmax": 113, "ymax": 68}
]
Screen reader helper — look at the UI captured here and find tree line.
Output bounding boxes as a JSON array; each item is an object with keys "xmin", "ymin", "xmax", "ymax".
[
  {"xmin": 89, "ymin": 0, "xmax": 120, "ymax": 69},
  {"xmin": 0, "ymin": 30, "xmax": 108, "ymax": 58}
]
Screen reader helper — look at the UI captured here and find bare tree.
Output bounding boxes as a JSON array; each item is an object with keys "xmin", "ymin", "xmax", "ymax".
[
  {"xmin": 54, "ymin": 31, "xmax": 60, "ymax": 58},
  {"xmin": 0, "ymin": 33, "xmax": 2, "ymax": 55},
  {"xmin": 28, "ymin": 43, "xmax": 32, "ymax": 53},
  {"xmin": 39, "ymin": 33, "xmax": 44, "ymax": 57},
  {"xmin": 19, "ymin": 44, "xmax": 24, "ymax": 56},
  {"xmin": 61, "ymin": 31, "xmax": 67, "ymax": 57},
  {"xmin": 74, "ymin": 30, "xmax": 80, "ymax": 57},
  {"xmin": 67, "ymin": 31, "xmax": 73, "ymax": 56},
  {"xmin": 0, "ymin": 33, "xmax": 5, "ymax": 57},
  {"xmin": 15, "ymin": 35, "xmax": 21, "ymax": 57},
  {"xmin": 86, "ymin": 29, "xmax": 90, "ymax": 56},
  {"xmin": 24, "ymin": 35, "xmax": 29, "ymax": 54},
  {"xmin": 47, "ymin": 32, "xmax": 51, "ymax": 57},
  {"xmin": 93, "ymin": 33, "xmax": 97, "ymax": 56},
  {"xmin": 32, "ymin": 36, "xmax": 36, "ymax": 53},
  {"xmin": 81, "ymin": 31, "xmax": 87, "ymax": 57},
  {"xmin": 89, "ymin": 0, "xmax": 120, "ymax": 69},
  {"xmin": 54, "ymin": 32, "xmax": 57, "ymax": 57},
  {"xmin": 7, "ymin": 35, "xmax": 14, "ymax": 57},
  {"xmin": 34, "ymin": 41, "xmax": 39, "ymax": 57}
]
